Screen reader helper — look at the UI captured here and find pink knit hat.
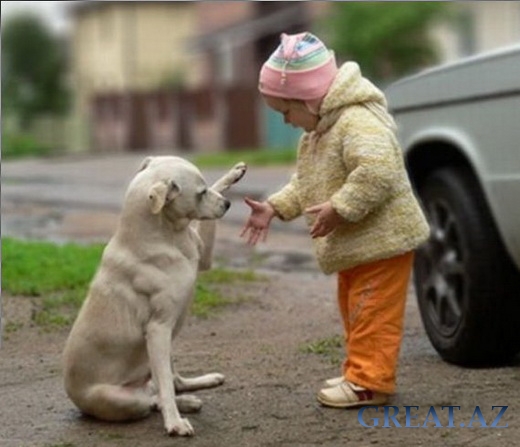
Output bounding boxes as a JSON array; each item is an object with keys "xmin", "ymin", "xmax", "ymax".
[{"xmin": 258, "ymin": 32, "xmax": 338, "ymax": 102}]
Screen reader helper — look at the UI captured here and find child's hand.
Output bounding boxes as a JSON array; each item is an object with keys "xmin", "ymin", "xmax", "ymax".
[
  {"xmin": 240, "ymin": 197, "xmax": 276, "ymax": 246},
  {"xmin": 305, "ymin": 201, "xmax": 344, "ymax": 238}
]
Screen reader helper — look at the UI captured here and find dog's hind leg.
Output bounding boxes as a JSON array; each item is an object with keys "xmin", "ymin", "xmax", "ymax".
[
  {"xmin": 175, "ymin": 395, "xmax": 203, "ymax": 413},
  {"xmin": 80, "ymin": 384, "xmax": 155, "ymax": 422},
  {"xmin": 147, "ymin": 379, "xmax": 202, "ymax": 414},
  {"xmin": 174, "ymin": 371, "xmax": 225, "ymax": 393}
]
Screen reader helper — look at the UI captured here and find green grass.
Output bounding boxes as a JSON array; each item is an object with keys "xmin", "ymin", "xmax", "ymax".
[
  {"xmin": 190, "ymin": 148, "xmax": 296, "ymax": 168},
  {"xmin": 2, "ymin": 238, "xmax": 105, "ymax": 328},
  {"xmin": 194, "ymin": 268, "xmax": 259, "ymax": 318},
  {"xmin": 2, "ymin": 238, "xmax": 104, "ymax": 296},
  {"xmin": 4, "ymin": 321, "xmax": 24, "ymax": 333},
  {"xmin": 3, "ymin": 132, "xmax": 54, "ymax": 159},
  {"xmin": 300, "ymin": 335, "xmax": 344, "ymax": 365},
  {"xmin": 99, "ymin": 431, "xmax": 126, "ymax": 440},
  {"xmin": 2, "ymin": 237, "xmax": 261, "ymax": 328}
]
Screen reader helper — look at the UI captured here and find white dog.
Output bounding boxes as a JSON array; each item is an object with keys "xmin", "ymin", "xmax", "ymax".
[{"xmin": 62, "ymin": 156, "xmax": 247, "ymax": 436}]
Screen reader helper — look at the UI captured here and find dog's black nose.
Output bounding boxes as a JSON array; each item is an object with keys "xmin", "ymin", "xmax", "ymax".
[{"xmin": 224, "ymin": 199, "xmax": 231, "ymax": 210}]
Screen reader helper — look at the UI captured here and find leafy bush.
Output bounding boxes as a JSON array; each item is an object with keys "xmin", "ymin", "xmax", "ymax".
[
  {"xmin": 328, "ymin": 2, "xmax": 449, "ymax": 83},
  {"xmin": 2, "ymin": 132, "xmax": 53, "ymax": 159}
]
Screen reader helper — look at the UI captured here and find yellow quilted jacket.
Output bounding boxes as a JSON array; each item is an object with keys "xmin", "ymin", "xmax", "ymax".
[{"xmin": 267, "ymin": 62, "xmax": 431, "ymax": 274}]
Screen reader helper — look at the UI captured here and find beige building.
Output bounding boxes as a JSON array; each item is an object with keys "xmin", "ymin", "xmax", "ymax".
[
  {"xmin": 470, "ymin": 2, "xmax": 520, "ymax": 53},
  {"xmin": 69, "ymin": 1, "xmax": 199, "ymax": 152},
  {"xmin": 71, "ymin": 2, "xmax": 197, "ymax": 92},
  {"xmin": 68, "ymin": 1, "xmax": 326, "ymax": 152},
  {"xmin": 67, "ymin": 1, "xmax": 520, "ymax": 153},
  {"xmin": 433, "ymin": 2, "xmax": 520, "ymax": 63}
]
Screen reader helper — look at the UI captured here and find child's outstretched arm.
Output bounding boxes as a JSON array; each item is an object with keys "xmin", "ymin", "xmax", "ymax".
[
  {"xmin": 242, "ymin": 172, "xmax": 303, "ymax": 245},
  {"xmin": 240, "ymin": 198, "xmax": 276, "ymax": 246}
]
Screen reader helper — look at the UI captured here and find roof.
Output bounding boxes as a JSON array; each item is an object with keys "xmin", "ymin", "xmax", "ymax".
[
  {"xmin": 192, "ymin": 4, "xmax": 308, "ymax": 51},
  {"xmin": 68, "ymin": 1, "xmax": 191, "ymax": 17}
]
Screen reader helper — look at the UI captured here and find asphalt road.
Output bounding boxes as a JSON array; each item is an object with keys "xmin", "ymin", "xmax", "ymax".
[{"xmin": 2, "ymin": 152, "xmax": 307, "ymax": 242}]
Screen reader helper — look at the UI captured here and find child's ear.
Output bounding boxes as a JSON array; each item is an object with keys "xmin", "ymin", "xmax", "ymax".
[{"xmin": 148, "ymin": 180, "xmax": 181, "ymax": 214}]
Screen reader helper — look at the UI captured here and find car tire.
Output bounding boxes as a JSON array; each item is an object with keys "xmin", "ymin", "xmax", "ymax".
[{"xmin": 415, "ymin": 167, "xmax": 520, "ymax": 366}]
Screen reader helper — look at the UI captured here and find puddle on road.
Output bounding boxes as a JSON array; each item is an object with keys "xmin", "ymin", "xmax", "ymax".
[
  {"xmin": 2, "ymin": 203, "xmax": 116, "ymax": 245},
  {"xmin": 3, "ymin": 202, "xmax": 317, "ymax": 272},
  {"xmin": 2, "ymin": 204, "xmax": 64, "ymax": 243}
]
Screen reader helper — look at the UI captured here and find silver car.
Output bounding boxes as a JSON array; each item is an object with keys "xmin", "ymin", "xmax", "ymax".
[{"xmin": 385, "ymin": 44, "xmax": 520, "ymax": 366}]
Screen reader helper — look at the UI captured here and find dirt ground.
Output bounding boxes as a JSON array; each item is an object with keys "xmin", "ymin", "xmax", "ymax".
[
  {"xmin": 2, "ymin": 153, "xmax": 520, "ymax": 446},
  {"xmin": 2, "ymin": 217, "xmax": 520, "ymax": 447}
]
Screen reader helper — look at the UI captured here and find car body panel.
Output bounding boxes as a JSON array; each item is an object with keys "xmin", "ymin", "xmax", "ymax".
[{"xmin": 385, "ymin": 44, "xmax": 520, "ymax": 270}]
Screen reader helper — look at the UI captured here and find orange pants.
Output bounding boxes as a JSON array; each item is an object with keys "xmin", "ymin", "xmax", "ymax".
[{"xmin": 337, "ymin": 251, "xmax": 414, "ymax": 394}]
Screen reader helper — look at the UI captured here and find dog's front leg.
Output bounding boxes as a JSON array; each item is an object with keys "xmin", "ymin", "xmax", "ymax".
[
  {"xmin": 147, "ymin": 321, "xmax": 194, "ymax": 436},
  {"xmin": 196, "ymin": 162, "xmax": 247, "ymax": 271},
  {"xmin": 210, "ymin": 162, "xmax": 247, "ymax": 193},
  {"xmin": 197, "ymin": 220, "xmax": 216, "ymax": 271}
]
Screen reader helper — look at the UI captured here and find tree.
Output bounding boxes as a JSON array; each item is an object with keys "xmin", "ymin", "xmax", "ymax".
[
  {"xmin": 327, "ymin": 2, "xmax": 450, "ymax": 84},
  {"xmin": 1, "ymin": 12, "xmax": 69, "ymax": 128}
]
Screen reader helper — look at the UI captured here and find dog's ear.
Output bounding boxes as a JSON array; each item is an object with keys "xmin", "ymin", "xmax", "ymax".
[
  {"xmin": 148, "ymin": 180, "xmax": 181, "ymax": 214},
  {"xmin": 138, "ymin": 156, "xmax": 154, "ymax": 173}
]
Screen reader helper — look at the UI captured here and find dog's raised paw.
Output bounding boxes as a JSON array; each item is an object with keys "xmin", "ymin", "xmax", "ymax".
[
  {"xmin": 167, "ymin": 417, "xmax": 194, "ymax": 437},
  {"xmin": 230, "ymin": 162, "xmax": 247, "ymax": 184}
]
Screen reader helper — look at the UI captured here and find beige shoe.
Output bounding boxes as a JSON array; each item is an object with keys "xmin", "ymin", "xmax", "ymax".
[
  {"xmin": 317, "ymin": 381, "xmax": 388, "ymax": 408},
  {"xmin": 323, "ymin": 376, "xmax": 345, "ymax": 388}
]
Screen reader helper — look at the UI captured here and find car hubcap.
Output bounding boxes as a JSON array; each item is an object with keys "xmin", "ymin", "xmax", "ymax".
[{"xmin": 417, "ymin": 199, "xmax": 467, "ymax": 337}]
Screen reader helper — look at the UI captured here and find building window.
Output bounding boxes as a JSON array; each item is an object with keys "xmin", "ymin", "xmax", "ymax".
[{"xmin": 217, "ymin": 41, "xmax": 234, "ymax": 86}]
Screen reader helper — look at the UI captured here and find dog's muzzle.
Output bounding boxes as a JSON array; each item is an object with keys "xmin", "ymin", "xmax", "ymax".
[{"xmin": 223, "ymin": 199, "xmax": 231, "ymax": 211}]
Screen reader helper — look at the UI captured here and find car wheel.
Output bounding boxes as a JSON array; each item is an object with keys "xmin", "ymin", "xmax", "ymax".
[{"xmin": 415, "ymin": 167, "xmax": 520, "ymax": 366}]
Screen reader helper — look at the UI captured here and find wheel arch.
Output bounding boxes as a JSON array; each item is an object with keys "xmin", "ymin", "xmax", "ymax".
[
  {"xmin": 403, "ymin": 131, "xmax": 482, "ymax": 193},
  {"xmin": 403, "ymin": 130, "xmax": 519, "ymax": 271}
]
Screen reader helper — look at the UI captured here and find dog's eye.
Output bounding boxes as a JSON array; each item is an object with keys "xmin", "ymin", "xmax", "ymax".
[{"xmin": 197, "ymin": 188, "xmax": 207, "ymax": 197}]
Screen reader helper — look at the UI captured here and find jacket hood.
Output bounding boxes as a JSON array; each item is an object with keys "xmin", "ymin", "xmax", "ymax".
[
  {"xmin": 314, "ymin": 62, "xmax": 396, "ymax": 134},
  {"xmin": 321, "ymin": 62, "xmax": 388, "ymax": 112}
]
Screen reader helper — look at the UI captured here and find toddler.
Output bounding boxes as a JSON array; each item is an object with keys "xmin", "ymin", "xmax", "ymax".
[{"xmin": 241, "ymin": 32, "xmax": 430, "ymax": 407}]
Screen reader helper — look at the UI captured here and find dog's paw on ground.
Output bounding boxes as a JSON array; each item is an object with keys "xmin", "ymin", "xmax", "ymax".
[{"xmin": 166, "ymin": 417, "xmax": 195, "ymax": 437}]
